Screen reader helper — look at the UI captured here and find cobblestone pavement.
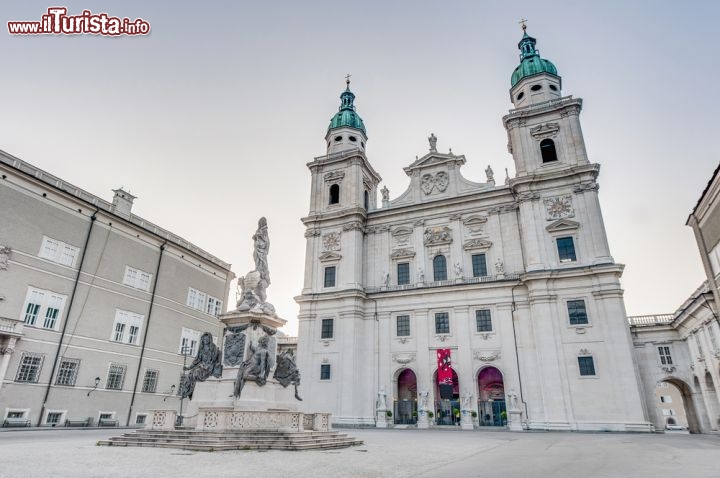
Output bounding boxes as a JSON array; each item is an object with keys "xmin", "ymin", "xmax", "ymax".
[{"xmin": 1, "ymin": 428, "xmax": 718, "ymax": 478}]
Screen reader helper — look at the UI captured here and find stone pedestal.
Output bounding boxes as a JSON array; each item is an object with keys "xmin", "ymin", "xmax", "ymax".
[
  {"xmin": 376, "ymin": 410, "xmax": 389, "ymax": 428},
  {"xmin": 508, "ymin": 410, "xmax": 524, "ymax": 431},
  {"xmin": 460, "ymin": 410, "xmax": 474, "ymax": 430},
  {"xmin": 417, "ymin": 410, "xmax": 429, "ymax": 429}
]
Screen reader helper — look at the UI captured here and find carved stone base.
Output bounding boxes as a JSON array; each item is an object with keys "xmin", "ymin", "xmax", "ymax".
[
  {"xmin": 376, "ymin": 410, "xmax": 389, "ymax": 428},
  {"xmin": 192, "ymin": 376, "xmax": 300, "ymax": 411},
  {"xmin": 146, "ymin": 409, "xmax": 178, "ymax": 431},
  {"xmin": 507, "ymin": 410, "xmax": 523, "ymax": 431},
  {"xmin": 460, "ymin": 411, "xmax": 474, "ymax": 430},
  {"xmin": 417, "ymin": 411, "xmax": 429, "ymax": 429},
  {"xmin": 195, "ymin": 408, "xmax": 331, "ymax": 432}
]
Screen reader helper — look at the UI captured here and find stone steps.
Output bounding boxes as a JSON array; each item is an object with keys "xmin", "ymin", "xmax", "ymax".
[{"xmin": 97, "ymin": 430, "xmax": 363, "ymax": 451}]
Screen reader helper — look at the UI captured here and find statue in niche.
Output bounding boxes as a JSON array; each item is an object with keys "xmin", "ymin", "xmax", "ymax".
[
  {"xmin": 495, "ymin": 258, "xmax": 505, "ymax": 275},
  {"xmin": 428, "ymin": 133, "xmax": 437, "ymax": 152},
  {"xmin": 273, "ymin": 349, "xmax": 302, "ymax": 401},
  {"xmin": 383, "ymin": 272, "xmax": 390, "ymax": 287},
  {"xmin": 231, "ymin": 335, "xmax": 272, "ymax": 399},
  {"xmin": 179, "ymin": 332, "xmax": 222, "ymax": 400},
  {"xmin": 454, "ymin": 262, "xmax": 463, "ymax": 278},
  {"xmin": 485, "ymin": 165, "xmax": 495, "ymax": 182}
]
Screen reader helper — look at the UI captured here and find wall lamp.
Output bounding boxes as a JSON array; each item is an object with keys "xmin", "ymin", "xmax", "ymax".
[
  {"xmin": 163, "ymin": 384, "xmax": 176, "ymax": 402},
  {"xmin": 87, "ymin": 377, "xmax": 101, "ymax": 396}
]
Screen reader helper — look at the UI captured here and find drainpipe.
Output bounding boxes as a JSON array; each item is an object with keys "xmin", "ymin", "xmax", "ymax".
[
  {"xmin": 511, "ymin": 283, "xmax": 530, "ymax": 427},
  {"xmin": 37, "ymin": 208, "xmax": 99, "ymax": 426},
  {"xmin": 126, "ymin": 241, "xmax": 166, "ymax": 426}
]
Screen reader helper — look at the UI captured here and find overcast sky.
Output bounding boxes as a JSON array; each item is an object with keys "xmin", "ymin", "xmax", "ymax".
[{"xmin": 2, "ymin": 1, "xmax": 718, "ymax": 335}]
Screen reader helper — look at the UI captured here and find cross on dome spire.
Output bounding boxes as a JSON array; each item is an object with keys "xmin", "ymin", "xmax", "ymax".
[
  {"xmin": 519, "ymin": 18, "xmax": 528, "ymax": 31},
  {"xmin": 345, "ymin": 73, "xmax": 351, "ymax": 89}
]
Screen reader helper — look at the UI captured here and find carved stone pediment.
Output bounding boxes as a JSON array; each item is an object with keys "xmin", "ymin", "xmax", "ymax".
[
  {"xmin": 319, "ymin": 251, "xmax": 342, "ymax": 262},
  {"xmin": 391, "ymin": 248, "xmax": 416, "ymax": 260},
  {"xmin": 473, "ymin": 350, "xmax": 500, "ymax": 362},
  {"xmin": 423, "ymin": 226, "xmax": 452, "ymax": 246},
  {"xmin": 463, "ymin": 215, "xmax": 488, "ymax": 235},
  {"xmin": 529, "ymin": 122, "xmax": 559, "ymax": 140},
  {"xmin": 463, "ymin": 239, "xmax": 493, "ymax": 251},
  {"xmin": 546, "ymin": 219, "xmax": 580, "ymax": 233},
  {"xmin": 543, "ymin": 195, "xmax": 575, "ymax": 221},
  {"xmin": 324, "ymin": 171, "xmax": 345, "ymax": 182},
  {"xmin": 391, "ymin": 226, "xmax": 413, "ymax": 245},
  {"xmin": 393, "ymin": 353, "xmax": 416, "ymax": 364}
]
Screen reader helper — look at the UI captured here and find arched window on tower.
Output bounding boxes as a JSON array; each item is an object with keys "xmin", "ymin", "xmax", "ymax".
[
  {"xmin": 540, "ymin": 139, "xmax": 558, "ymax": 163},
  {"xmin": 329, "ymin": 184, "xmax": 340, "ymax": 205},
  {"xmin": 433, "ymin": 255, "xmax": 447, "ymax": 282},
  {"xmin": 364, "ymin": 190, "xmax": 369, "ymax": 210}
]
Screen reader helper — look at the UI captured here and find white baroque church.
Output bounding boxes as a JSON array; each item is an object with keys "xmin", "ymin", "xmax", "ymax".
[{"xmin": 296, "ymin": 28, "xmax": 652, "ymax": 432}]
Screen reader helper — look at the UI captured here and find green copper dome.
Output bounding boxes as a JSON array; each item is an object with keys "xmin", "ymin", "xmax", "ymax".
[
  {"xmin": 328, "ymin": 83, "xmax": 366, "ymax": 134},
  {"xmin": 511, "ymin": 30, "xmax": 559, "ymax": 87}
]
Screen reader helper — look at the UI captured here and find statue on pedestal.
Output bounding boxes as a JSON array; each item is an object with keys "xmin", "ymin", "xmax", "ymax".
[
  {"xmin": 179, "ymin": 332, "xmax": 222, "ymax": 400},
  {"xmin": 273, "ymin": 349, "xmax": 302, "ymax": 401},
  {"xmin": 236, "ymin": 217, "xmax": 278, "ymax": 316},
  {"xmin": 231, "ymin": 335, "xmax": 272, "ymax": 399}
]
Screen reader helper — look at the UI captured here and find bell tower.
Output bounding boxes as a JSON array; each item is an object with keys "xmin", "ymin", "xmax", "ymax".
[{"xmin": 325, "ymin": 75, "xmax": 368, "ymax": 155}]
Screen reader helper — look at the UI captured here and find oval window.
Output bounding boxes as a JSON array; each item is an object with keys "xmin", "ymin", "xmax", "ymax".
[
  {"xmin": 349, "ymin": 136, "xmax": 357, "ymax": 142},
  {"xmin": 531, "ymin": 84, "xmax": 542, "ymax": 91},
  {"xmin": 517, "ymin": 92, "xmax": 525, "ymax": 100},
  {"xmin": 334, "ymin": 136, "xmax": 342, "ymax": 142},
  {"xmin": 549, "ymin": 84, "xmax": 558, "ymax": 91}
]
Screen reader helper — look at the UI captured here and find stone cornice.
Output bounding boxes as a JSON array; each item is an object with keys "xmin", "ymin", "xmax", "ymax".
[
  {"xmin": 508, "ymin": 163, "xmax": 600, "ymax": 191},
  {"xmin": 502, "ymin": 96, "xmax": 583, "ymax": 126}
]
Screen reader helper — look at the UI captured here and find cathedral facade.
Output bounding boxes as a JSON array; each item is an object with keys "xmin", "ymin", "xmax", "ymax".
[{"xmin": 296, "ymin": 29, "xmax": 651, "ymax": 431}]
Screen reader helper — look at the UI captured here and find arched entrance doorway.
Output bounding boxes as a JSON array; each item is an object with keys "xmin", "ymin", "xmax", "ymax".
[
  {"xmin": 433, "ymin": 368, "xmax": 459, "ymax": 425},
  {"xmin": 394, "ymin": 368, "xmax": 417, "ymax": 424},
  {"xmin": 657, "ymin": 378, "xmax": 701, "ymax": 433},
  {"xmin": 477, "ymin": 367, "xmax": 506, "ymax": 427}
]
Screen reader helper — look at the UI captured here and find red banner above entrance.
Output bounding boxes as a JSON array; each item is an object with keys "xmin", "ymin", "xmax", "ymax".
[{"xmin": 437, "ymin": 348, "xmax": 453, "ymax": 399}]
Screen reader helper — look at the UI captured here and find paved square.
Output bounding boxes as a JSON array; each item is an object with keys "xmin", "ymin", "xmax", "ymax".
[{"xmin": 1, "ymin": 428, "xmax": 719, "ymax": 478}]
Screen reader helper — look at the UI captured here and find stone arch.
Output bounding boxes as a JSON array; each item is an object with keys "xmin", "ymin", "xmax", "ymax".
[
  {"xmin": 659, "ymin": 377, "xmax": 703, "ymax": 433},
  {"xmin": 393, "ymin": 368, "xmax": 418, "ymax": 424},
  {"xmin": 476, "ymin": 366, "xmax": 506, "ymax": 426}
]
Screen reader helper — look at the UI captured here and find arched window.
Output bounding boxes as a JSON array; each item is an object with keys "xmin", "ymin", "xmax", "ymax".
[
  {"xmin": 433, "ymin": 255, "xmax": 447, "ymax": 281},
  {"xmin": 364, "ymin": 190, "xmax": 369, "ymax": 210},
  {"xmin": 329, "ymin": 184, "xmax": 340, "ymax": 205},
  {"xmin": 666, "ymin": 417, "xmax": 676, "ymax": 425},
  {"xmin": 540, "ymin": 139, "xmax": 558, "ymax": 163}
]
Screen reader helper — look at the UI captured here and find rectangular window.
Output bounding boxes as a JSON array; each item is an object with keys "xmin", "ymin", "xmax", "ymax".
[
  {"xmin": 471, "ymin": 254, "xmax": 488, "ymax": 277},
  {"xmin": 136, "ymin": 414, "xmax": 147, "ymax": 425},
  {"xmin": 110, "ymin": 310, "xmax": 143, "ymax": 345},
  {"xmin": 186, "ymin": 287, "xmax": 208, "ymax": 311},
  {"xmin": 15, "ymin": 353, "xmax": 44, "ymax": 383},
  {"xmin": 660, "ymin": 395, "xmax": 673, "ymax": 404},
  {"xmin": 321, "ymin": 318, "xmax": 334, "ymax": 339},
  {"xmin": 475, "ymin": 309, "xmax": 492, "ymax": 332},
  {"xmin": 324, "ymin": 266, "xmax": 336, "ymax": 288},
  {"xmin": 658, "ymin": 346, "xmax": 673, "ymax": 365},
  {"xmin": 396, "ymin": 315, "xmax": 410, "ymax": 337},
  {"xmin": 567, "ymin": 300, "xmax": 588, "ymax": 326},
  {"xmin": 123, "ymin": 266, "xmax": 153, "ymax": 292},
  {"xmin": 21, "ymin": 287, "xmax": 67, "ymax": 330},
  {"xmin": 106, "ymin": 364, "xmax": 126, "ymax": 390},
  {"xmin": 46, "ymin": 412, "xmax": 63, "ymax": 425},
  {"xmin": 39, "ymin": 236, "xmax": 80, "ymax": 267},
  {"xmin": 179, "ymin": 328, "xmax": 201, "ymax": 355},
  {"xmin": 397, "ymin": 262, "xmax": 410, "ymax": 285},
  {"xmin": 557, "ymin": 237, "xmax": 577, "ymax": 263},
  {"xmin": 206, "ymin": 296, "xmax": 223, "ymax": 317},
  {"xmin": 142, "ymin": 369, "xmax": 159, "ymax": 393},
  {"xmin": 435, "ymin": 312, "xmax": 450, "ymax": 334},
  {"xmin": 56, "ymin": 358, "xmax": 80, "ymax": 386},
  {"xmin": 578, "ymin": 356, "xmax": 596, "ymax": 376},
  {"xmin": 7, "ymin": 411, "xmax": 25, "ymax": 419},
  {"xmin": 320, "ymin": 364, "xmax": 331, "ymax": 380}
]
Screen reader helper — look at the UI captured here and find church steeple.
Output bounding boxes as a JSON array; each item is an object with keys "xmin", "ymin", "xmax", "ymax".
[
  {"xmin": 326, "ymin": 76, "xmax": 368, "ymax": 154},
  {"xmin": 509, "ymin": 24, "xmax": 562, "ymax": 108}
]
